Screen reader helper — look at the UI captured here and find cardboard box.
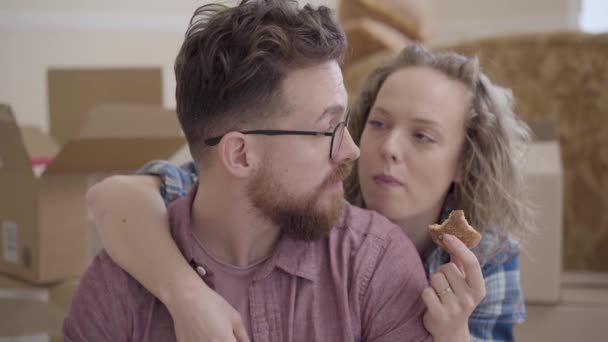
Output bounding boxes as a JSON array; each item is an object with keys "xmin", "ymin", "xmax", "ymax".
[
  {"xmin": 0, "ymin": 103, "xmax": 185, "ymax": 284},
  {"xmin": 519, "ymin": 121, "xmax": 564, "ymax": 304},
  {"xmin": 0, "ymin": 275, "xmax": 78, "ymax": 342},
  {"xmin": 47, "ymin": 68, "xmax": 162, "ymax": 145}
]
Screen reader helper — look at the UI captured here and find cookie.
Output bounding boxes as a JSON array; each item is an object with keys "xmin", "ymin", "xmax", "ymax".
[{"xmin": 429, "ymin": 210, "xmax": 481, "ymax": 249}]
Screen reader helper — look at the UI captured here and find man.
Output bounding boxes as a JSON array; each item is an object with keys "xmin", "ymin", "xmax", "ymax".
[{"xmin": 63, "ymin": 1, "xmax": 431, "ymax": 341}]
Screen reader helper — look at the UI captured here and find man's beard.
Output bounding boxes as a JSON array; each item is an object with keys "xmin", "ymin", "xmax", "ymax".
[{"xmin": 247, "ymin": 161, "xmax": 353, "ymax": 241}]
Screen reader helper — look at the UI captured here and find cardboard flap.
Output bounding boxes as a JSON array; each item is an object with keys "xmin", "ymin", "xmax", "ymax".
[
  {"xmin": 47, "ymin": 68, "xmax": 162, "ymax": 145},
  {"xmin": 0, "ymin": 104, "xmax": 34, "ymax": 176},
  {"xmin": 44, "ymin": 138, "xmax": 185, "ymax": 174},
  {"xmin": 20, "ymin": 126, "xmax": 59, "ymax": 158},
  {"xmin": 44, "ymin": 105, "xmax": 185, "ymax": 174},
  {"xmin": 78, "ymin": 104, "xmax": 183, "ymax": 139}
]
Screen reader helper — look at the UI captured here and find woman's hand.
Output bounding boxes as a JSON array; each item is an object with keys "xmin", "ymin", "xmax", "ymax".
[
  {"xmin": 421, "ymin": 234, "xmax": 486, "ymax": 342},
  {"xmin": 166, "ymin": 279, "xmax": 250, "ymax": 342}
]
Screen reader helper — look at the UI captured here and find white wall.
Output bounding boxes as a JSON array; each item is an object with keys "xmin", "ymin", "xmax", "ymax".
[
  {"xmin": 0, "ymin": 0, "xmax": 590, "ymax": 132},
  {"xmin": 580, "ymin": 0, "xmax": 608, "ymax": 32},
  {"xmin": 0, "ymin": 28, "xmax": 184, "ymax": 132},
  {"xmin": 0, "ymin": 0, "xmax": 336, "ymax": 15},
  {"xmin": 0, "ymin": 0, "xmax": 337, "ymax": 131}
]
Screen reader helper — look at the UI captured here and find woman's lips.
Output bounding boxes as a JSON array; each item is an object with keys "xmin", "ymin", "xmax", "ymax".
[{"xmin": 372, "ymin": 174, "xmax": 403, "ymax": 188}]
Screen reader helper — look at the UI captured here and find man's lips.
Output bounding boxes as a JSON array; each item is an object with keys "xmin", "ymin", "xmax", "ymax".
[{"xmin": 372, "ymin": 174, "xmax": 403, "ymax": 187}]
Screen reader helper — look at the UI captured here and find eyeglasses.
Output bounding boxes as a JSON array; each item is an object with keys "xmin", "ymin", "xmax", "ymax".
[{"xmin": 204, "ymin": 113, "xmax": 350, "ymax": 160}]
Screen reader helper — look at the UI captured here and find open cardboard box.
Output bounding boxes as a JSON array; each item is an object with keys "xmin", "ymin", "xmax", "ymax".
[
  {"xmin": 0, "ymin": 103, "xmax": 185, "ymax": 284},
  {"xmin": 519, "ymin": 121, "xmax": 564, "ymax": 304}
]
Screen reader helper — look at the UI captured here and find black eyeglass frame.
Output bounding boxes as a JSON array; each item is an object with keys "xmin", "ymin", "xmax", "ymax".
[{"xmin": 204, "ymin": 113, "xmax": 350, "ymax": 160}]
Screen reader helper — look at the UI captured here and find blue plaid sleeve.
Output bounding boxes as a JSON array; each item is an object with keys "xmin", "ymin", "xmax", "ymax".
[
  {"xmin": 136, "ymin": 160, "xmax": 198, "ymax": 206},
  {"xmin": 469, "ymin": 251, "xmax": 526, "ymax": 342}
]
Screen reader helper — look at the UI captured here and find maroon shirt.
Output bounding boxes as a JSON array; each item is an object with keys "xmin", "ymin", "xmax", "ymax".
[{"xmin": 64, "ymin": 188, "xmax": 432, "ymax": 341}]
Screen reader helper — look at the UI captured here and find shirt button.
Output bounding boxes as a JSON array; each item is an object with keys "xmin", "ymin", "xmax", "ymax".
[{"xmin": 196, "ymin": 265, "xmax": 207, "ymax": 277}]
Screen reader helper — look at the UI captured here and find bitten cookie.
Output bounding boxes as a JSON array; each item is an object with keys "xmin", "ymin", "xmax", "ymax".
[{"xmin": 429, "ymin": 210, "xmax": 481, "ymax": 249}]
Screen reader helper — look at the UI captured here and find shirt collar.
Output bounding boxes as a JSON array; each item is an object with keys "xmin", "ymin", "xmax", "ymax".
[
  {"xmin": 261, "ymin": 202, "xmax": 349, "ymax": 282},
  {"xmin": 250, "ymin": 236, "xmax": 319, "ymax": 282}
]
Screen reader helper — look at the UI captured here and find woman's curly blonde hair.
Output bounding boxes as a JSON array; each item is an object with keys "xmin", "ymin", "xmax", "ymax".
[{"xmin": 347, "ymin": 44, "xmax": 533, "ymax": 259}]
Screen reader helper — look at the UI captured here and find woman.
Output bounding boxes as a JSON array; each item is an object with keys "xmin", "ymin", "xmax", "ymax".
[{"xmin": 87, "ymin": 44, "xmax": 531, "ymax": 342}]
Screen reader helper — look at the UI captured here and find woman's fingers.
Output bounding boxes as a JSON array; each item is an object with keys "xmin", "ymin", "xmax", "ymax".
[
  {"xmin": 442, "ymin": 234, "xmax": 484, "ymax": 294},
  {"xmin": 421, "ymin": 286, "xmax": 445, "ymax": 331},
  {"xmin": 430, "ymin": 272, "xmax": 455, "ymax": 304},
  {"xmin": 422, "ymin": 286, "xmax": 442, "ymax": 311},
  {"xmin": 438, "ymin": 263, "xmax": 467, "ymax": 295}
]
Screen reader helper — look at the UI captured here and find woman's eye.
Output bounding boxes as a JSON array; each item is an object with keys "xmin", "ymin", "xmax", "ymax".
[
  {"xmin": 414, "ymin": 132, "xmax": 435, "ymax": 143},
  {"xmin": 367, "ymin": 119, "xmax": 386, "ymax": 129}
]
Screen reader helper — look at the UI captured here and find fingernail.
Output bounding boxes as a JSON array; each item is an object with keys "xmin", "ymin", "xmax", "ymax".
[{"xmin": 443, "ymin": 234, "xmax": 454, "ymax": 243}]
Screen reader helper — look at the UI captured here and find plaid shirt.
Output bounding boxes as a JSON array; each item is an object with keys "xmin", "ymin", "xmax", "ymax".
[{"xmin": 138, "ymin": 160, "xmax": 526, "ymax": 342}]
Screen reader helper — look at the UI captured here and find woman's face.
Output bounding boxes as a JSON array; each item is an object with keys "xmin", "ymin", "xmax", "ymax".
[{"xmin": 358, "ymin": 66, "xmax": 469, "ymax": 231}]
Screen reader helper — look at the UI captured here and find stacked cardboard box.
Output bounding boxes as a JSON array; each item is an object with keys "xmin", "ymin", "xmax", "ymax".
[
  {"xmin": 519, "ymin": 137, "xmax": 563, "ymax": 304},
  {"xmin": 515, "ymin": 122, "xmax": 608, "ymax": 340}
]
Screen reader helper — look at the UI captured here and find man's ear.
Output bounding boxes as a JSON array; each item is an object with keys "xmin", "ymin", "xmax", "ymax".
[{"xmin": 216, "ymin": 132, "xmax": 257, "ymax": 178}]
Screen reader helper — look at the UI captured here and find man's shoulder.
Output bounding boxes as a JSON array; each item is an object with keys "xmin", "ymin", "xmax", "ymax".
[
  {"xmin": 327, "ymin": 202, "xmax": 421, "ymax": 266},
  {"xmin": 320, "ymin": 203, "xmax": 430, "ymax": 342},
  {"xmin": 64, "ymin": 250, "xmax": 139, "ymax": 340},
  {"xmin": 87, "ymin": 250, "xmax": 134, "ymax": 283},
  {"xmin": 72, "ymin": 250, "xmax": 153, "ymax": 309},
  {"xmin": 333, "ymin": 202, "xmax": 412, "ymax": 247}
]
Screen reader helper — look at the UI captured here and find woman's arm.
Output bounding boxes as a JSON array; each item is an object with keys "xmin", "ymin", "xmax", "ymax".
[
  {"xmin": 87, "ymin": 174, "xmax": 194, "ymax": 305},
  {"xmin": 86, "ymin": 162, "xmax": 249, "ymax": 342}
]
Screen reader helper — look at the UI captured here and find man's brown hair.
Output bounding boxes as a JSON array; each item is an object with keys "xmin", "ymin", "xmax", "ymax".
[{"xmin": 175, "ymin": 0, "xmax": 346, "ymax": 160}]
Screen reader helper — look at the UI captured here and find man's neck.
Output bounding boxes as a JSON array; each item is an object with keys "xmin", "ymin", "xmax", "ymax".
[{"xmin": 190, "ymin": 181, "xmax": 281, "ymax": 267}]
